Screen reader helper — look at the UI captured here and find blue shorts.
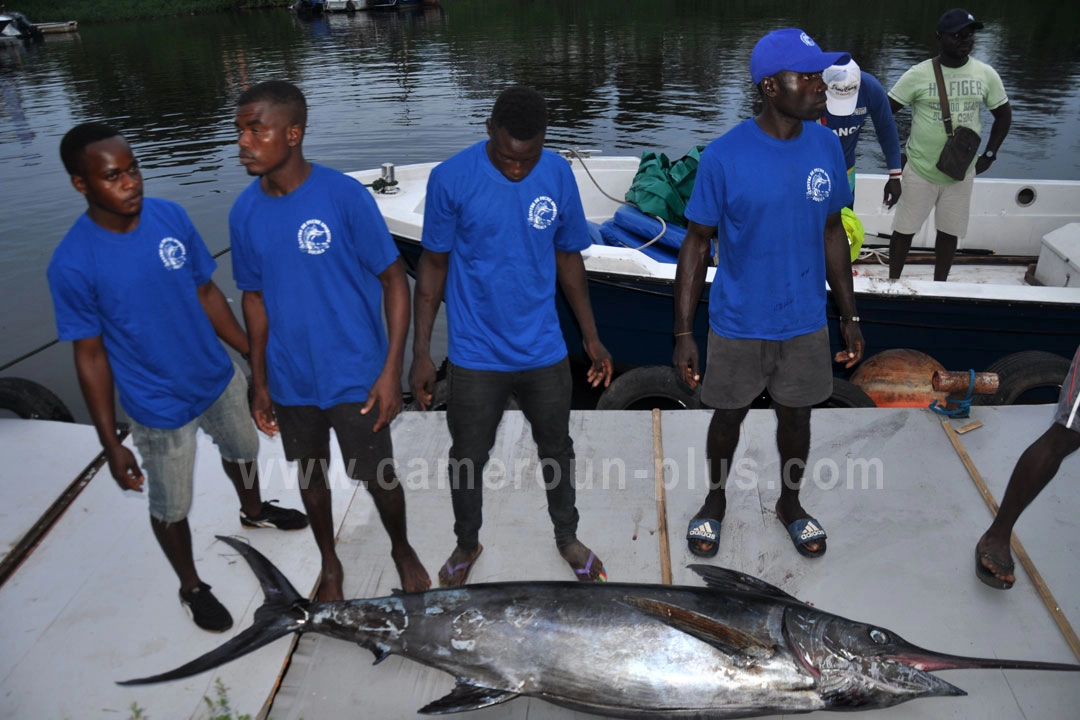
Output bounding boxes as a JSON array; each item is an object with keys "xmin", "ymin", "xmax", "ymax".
[{"xmin": 131, "ymin": 363, "xmax": 259, "ymax": 523}]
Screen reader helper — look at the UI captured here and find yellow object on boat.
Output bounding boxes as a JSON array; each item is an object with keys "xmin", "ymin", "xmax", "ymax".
[{"xmin": 842, "ymin": 207, "xmax": 864, "ymax": 262}]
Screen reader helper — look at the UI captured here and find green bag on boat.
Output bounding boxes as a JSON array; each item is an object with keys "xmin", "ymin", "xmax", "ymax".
[
  {"xmin": 841, "ymin": 207, "xmax": 865, "ymax": 262},
  {"xmin": 624, "ymin": 146, "xmax": 705, "ymax": 227}
]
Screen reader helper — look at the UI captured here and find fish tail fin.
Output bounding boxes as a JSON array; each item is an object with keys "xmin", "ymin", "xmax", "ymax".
[{"xmin": 117, "ymin": 535, "xmax": 310, "ymax": 686}]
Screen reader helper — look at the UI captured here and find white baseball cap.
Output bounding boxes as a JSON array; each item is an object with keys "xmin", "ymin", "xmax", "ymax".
[{"xmin": 824, "ymin": 59, "xmax": 861, "ymax": 116}]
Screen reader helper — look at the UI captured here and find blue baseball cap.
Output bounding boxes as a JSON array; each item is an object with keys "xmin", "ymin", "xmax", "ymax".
[{"xmin": 750, "ymin": 28, "xmax": 851, "ymax": 85}]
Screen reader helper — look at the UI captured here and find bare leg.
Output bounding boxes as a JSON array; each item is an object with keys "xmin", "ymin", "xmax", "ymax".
[
  {"xmin": 689, "ymin": 406, "xmax": 750, "ymax": 555},
  {"xmin": 297, "ymin": 445, "xmax": 343, "ymax": 601},
  {"xmin": 222, "ymin": 459, "xmax": 263, "ymax": 518},
  {"xmin": 366, "ymin": 469, "xmax": 430, "ymax": 592},
  {"xmin": 151, "ymin": 516, "xmax": 200, "ymax": 593},
  {"xmin": 977, "ymin": 423, "xmax": 1080, "ymax": 584},
  {"xmin": 889, "ymin": 231, "xmax": 914, "ymax": 279},
  {"xmin": 933, "ymin": 230, "xmax": 958, "ymax": 282},
  {"xmin": 773, "ymin": 403, "xmax": 823, "ymax": 555}
]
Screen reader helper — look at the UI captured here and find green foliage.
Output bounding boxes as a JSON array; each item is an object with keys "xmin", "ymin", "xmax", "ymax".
[
  {"xmin": 123, "ymin": 678, "xmax": 296, "ymax": 720},
  {"xmin": 13, "ymin": 1, "xmax": 288, "ymax": 25}
]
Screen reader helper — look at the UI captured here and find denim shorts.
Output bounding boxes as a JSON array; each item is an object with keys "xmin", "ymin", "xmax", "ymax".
[
  {"xmin": 1055, "ymin": 345, "xmax": 1080, "ymax": 431},
  {"xmin": 131, "ymin": 362, "xmax": 259, "ymax": 523},
  {"xmin": 700, "ymin": 327, "xmax": 833, "ymax": 409}
]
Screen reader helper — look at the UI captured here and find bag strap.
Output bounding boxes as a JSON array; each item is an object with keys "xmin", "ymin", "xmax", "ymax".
[{"xmin": 932, "ymin": 58, "xmax": 955, "ymax": 137}]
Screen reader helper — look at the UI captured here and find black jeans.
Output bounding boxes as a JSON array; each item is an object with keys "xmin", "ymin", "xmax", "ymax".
[{"xmin": 445, "ymin": 357, "xmax": 579, "ymax": 551}]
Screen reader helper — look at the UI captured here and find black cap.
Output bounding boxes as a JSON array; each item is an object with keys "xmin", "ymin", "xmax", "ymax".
[{"xmin": 937, "ymin": 9, "xmax": 984, "ymax": 34}]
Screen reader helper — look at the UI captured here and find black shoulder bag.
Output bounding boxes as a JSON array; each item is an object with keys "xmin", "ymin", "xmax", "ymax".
[{"xmin": 932, "ymin": 57, "xmax": 981, "ymax": 181}]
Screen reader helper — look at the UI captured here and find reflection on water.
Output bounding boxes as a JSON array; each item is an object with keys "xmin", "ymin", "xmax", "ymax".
[{"xmin": 1, "ymin": 0, "xmax": 1079, "ymax": 420}]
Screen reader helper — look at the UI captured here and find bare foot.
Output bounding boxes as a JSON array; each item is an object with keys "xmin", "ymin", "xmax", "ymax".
[
  {"xmin": 316, "ymin": 554, "xmax": 344, "ymax": 602},
  {"xmin": 559, "ymin": 539, "xmax": 607, "ymax": 582},
  {"xmin": 438, "ymin": 544, "xmax": 483, "ymax": 588},
  {"xmin": 976, "ymin": 534, "xmax": 1016, "ymax": 587},
  {"xmin": 775, "ymin": 498, "xmax": 825, "ymax": 557},
  {"xmin": 392, "ymin": 545, "xmax": 431, "ymax": 592}
]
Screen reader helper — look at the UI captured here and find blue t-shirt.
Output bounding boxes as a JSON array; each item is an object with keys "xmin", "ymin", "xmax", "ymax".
[
  {"xmin": 685, "ymin": 119, "xmax": 852, "ymax": 340},
  {"xmin": 422, "ymin": 141, "xmax": 591, "ymax": 372},
  {"xmin": 821, "ymin": 71, "xmax": 903, "ymax": 173},
  {"xmin": 230, "ymin": 164, "xmax": 398, "ymax": 408},
  {"xmin": 47, "ymin": 198, "xmax": 232, "ymax": 429}
]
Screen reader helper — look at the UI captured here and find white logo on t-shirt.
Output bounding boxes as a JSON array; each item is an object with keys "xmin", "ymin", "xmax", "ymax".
[
  {"xmin": 158, "ymin": 237, "xmax": 187, "ymax": 270},
  {"xmin": 528, "ymin": 196, "xmax": 558, "ymax": 230},
  {"xmin": 298, "ymin": 219, "xmax": 332, "ymax": 255},
  {"xmin": 806, "ymin": 168, "xmax": 832, "ymax": 202}
]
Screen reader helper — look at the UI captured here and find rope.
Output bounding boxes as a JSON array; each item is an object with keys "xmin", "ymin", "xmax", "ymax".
[
  {"xmin": 566, "ymin": 147, "xmax": 668, "ymax": 252},
  {"xmin": 929, "ymin": 369, "xmax": 975, "ymax": 418}
]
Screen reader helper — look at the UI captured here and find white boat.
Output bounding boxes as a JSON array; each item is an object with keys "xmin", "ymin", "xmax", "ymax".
[{"xmin": 348, "ymin": 154, "xmax": 1080, "ymax": 407}]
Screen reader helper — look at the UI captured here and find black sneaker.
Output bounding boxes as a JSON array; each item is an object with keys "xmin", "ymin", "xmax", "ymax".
[
  {"xmin": 240, "ymin": 500, "xmax": 309, "ymax": 531},
  {"xmin": 179, "ymin": 582, "xmax": 233, "ymax": 633}
]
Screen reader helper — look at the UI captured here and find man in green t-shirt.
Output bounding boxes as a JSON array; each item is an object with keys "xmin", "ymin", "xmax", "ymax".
[{"xmin": 887, "ymin": 8, "xmax": 1011, "ymax": 281}]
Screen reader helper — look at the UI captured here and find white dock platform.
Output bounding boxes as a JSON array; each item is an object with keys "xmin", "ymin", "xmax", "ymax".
[{"xmin": 1, "ymin": 406, "xmax": 1078, "ymax": 719}]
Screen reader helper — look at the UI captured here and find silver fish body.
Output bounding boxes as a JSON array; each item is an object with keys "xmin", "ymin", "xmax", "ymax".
[{"xmin": 119, "ymin": 537, "xmax": 1080, "ymax": 719}]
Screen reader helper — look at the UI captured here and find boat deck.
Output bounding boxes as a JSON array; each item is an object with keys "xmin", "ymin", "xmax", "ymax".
[{"xmin": 2, "ymin": 406, "xmax": 1078, "ymax": 719}]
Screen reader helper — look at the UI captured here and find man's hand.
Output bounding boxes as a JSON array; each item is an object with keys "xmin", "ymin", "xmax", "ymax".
[
  {"xmin": 975, "ymin": 153, "xmax": 996, "ymax": 175},
  {"xmin": 362, "ymin": 371, "xmax": 402, "ymax": 432},
  {"xmin": 250, "ymin": 383, "xmax": 278, "ymax": 436},
  {"xmin": 673, "ymin": 335, "xmax": 701, "ymax": 389},
  {"xmin": 883, "ymin": 177, "xmax": 902, "ymax": 208},
  {"xmin": 409, "ymin": 356, "xmax": 438, "ymax": 411},
  {"xmin": 834, "ymin": 320, "xmax": 865, "ymax": 369},
  {"xmin": 106, "ymin": 445, "xmax": 144, "ymax": 492},
  {"xmin": 583, "ymin": 338, "xmax": 614, "ymax": 388}
]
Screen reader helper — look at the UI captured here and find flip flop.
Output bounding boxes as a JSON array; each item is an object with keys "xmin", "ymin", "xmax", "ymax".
[
  {"xmin": 438, "ymin": 545, "xmax": 482, "ymax": 588},
  {"xmin": 573, "ymin": 551, "xmax": 608, "ymax": 582},
  {"xmin": 780, "ymin": 516, "xmax": 827, "ymax": 558},
  {"xmin": 686, "ymin": 518, "xmax": 722, "ymax": 558},
  {"xmin": 975, "ymin": 549, "xmax": 1015, "ymax": 590}
]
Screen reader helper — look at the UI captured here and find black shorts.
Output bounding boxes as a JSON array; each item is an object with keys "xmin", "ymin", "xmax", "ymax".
[{"xmin": 274, "ymin": 402, "xmax": 395, "ymax": 483}]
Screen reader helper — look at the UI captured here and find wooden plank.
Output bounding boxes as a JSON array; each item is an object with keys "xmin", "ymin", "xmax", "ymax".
[{"xmin": 652, "ymin": 409, "xmax": 672, "ymax": 585}]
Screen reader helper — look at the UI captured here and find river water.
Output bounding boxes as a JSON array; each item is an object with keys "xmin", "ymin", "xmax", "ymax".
[{"xmin": 2, "ymin": 0, "xmax": 1079, "ymax": 422}]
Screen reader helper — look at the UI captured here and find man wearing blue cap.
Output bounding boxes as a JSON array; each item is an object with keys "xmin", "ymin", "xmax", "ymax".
[
  {"xmin": 887, "ymin": 8, "xmax": 1011, "ymax": 281},
  {"xmin": 674, "ymin": 28, "xmax": 864, "ymax": 561}
]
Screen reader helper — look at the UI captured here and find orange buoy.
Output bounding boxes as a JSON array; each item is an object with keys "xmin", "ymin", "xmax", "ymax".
[{"xmin": 850, "ymin": 349, "xmax": 949, "ymax": 408}]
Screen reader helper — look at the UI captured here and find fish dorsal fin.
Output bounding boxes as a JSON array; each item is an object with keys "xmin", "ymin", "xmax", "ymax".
[
  {"xmin": 418, "ymin": 681, "xmax": 519, "ymax": 715},
  {"xmin": 621, "ymin": 596, "xmax": 774, "ymax": 664},
  {"xmin": 688, "ymin": 564, "xmax": 805, "ymax": 604}
]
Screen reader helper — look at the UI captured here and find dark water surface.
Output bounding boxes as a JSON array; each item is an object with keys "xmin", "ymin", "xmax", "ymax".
[{"xmin": 2, "ymin": 0, "xmax": 1078, "ymax": 421}]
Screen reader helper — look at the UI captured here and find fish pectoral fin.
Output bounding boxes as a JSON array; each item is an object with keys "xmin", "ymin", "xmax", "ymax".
[
  {"xmin": 621, "ymin": 597, "xmax": 774, "ymax": 663},
  {"xmin": 417, "ymin": 681, "xmax": 520, "ymax": 714}
]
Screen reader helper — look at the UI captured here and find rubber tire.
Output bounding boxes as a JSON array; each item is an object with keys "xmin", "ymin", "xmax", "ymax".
[
  {"xmin": 816, "ymin": 378, "xmax": 878, "ymax": 409},
  {"xmin": 0, "ymin": 377, "xmax": 75, "ymax": 422},
  {"xmin": 973, "ymin": 351, "xmax": 1071, "ymax": 406},
  {"xmin": 595, "ymin": 366, "xmax": 702, "ymax": 410}
]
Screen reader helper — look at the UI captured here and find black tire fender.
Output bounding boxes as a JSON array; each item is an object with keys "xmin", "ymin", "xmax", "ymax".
[
  {"xmin": 817, "ymin": 378, "xmax": 877, "ymax": 409},
  {"xmin": 973, "ymin": 351, "xmax": 1071, "ymax": 406},
  {"xmin": 596, "ymin": 366, "xmax": 702, "ymax": 410},
  {"xmin": 0, "ymin": 377, "xmax": 75, "ymax": 422}
]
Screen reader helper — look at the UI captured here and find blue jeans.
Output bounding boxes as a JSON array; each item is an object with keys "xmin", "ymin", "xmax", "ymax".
[{"xmin": 445, "ymin": 357, "xmax": 579, "ymax": 551}]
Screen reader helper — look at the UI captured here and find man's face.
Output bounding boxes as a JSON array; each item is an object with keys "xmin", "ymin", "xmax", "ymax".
[
  {"xmin": 938, "ymin": 27, "xmax": 975, "ymax": 61},
  {"xmin": 235, "ymin": 100, "xmax": 300, "ymax": 177},
  {"xmin": 485, "ymin": 120, "xmax": 544, "ymax": 182},
  {"xmin": 72, "ymin": 136, "xmax": 143, "ymax": 220},
  {"xmin": 767, "ymin": 70, "xmax": 828, "ymax": 121}
]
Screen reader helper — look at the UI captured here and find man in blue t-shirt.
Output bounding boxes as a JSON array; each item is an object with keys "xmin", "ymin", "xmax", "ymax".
[
  {"xmin": 673, "ymin": 29, "xmax": 864, "ymax": 561},
  {"xmin": 411, "ymin": 86, "xmax": 614, "ymax": 587},
  {"xmin": 820, "ymin": 58, "xmax": 903, "ymax": 207},
  {"xmin": 230, "ymin": 81, "xmax": 429, "ymax": 600},
  {"xmin": 47, "ymin": 123, "xmax": 308, "ymax": 633}
]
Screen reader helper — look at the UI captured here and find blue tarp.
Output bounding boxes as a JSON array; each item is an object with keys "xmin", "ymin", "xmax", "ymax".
[{"xmin": 596, "ymin": 204, "xmax": 686, "ymax": 263}]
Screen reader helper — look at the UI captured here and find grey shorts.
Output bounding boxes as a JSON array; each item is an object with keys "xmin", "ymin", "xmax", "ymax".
[
  {"xmin": 274, "ymin": 401, "xmax": 395, "ymax": 484},
  {"xmin": 700, "ymin": 327, "xmax": 833, "ymax": 409},
  {"xmin": 1055, "ymin": 345, "xmax": 1080, "ymax": 431},
  {"xmin": 132, "ymin": 362, "xmax": 259, "ymax": 523},
  {"xmin": 891, "ymin": 166, "xmax": 975, "ymax": 238}
]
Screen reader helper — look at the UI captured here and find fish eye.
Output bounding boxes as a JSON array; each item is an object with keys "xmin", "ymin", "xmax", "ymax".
[{"xmin": 869, "ymin": 628, "xmax": 889, "ymax": 644}]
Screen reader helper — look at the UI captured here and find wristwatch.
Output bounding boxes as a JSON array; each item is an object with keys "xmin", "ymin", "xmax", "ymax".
[{"xmin": 983, "ymin": 149, "xmax": 996, "ymax": 160}]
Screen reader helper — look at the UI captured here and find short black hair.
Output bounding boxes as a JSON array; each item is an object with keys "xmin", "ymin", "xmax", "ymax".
[
  {"xmin": 60, "ymin": 122, "xmax": 123, "ymax": 176},
  {"xmin": 237, "ymin": 80, "xmax": 308, "ymax": 128},
  {"xmin": 490, "ymin": 85, "xmax": 547, "ymax": 141}
]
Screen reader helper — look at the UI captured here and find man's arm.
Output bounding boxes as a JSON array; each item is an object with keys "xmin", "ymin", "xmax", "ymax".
[
  {"xmin": 409, "ymin": 250, "xmax": 449, "ymax": 410},
  {"xmin": 866, "ymin": 79, "xmax": 903, "ymax": 207},
  {"xmin": 363, "ymin": 257, "xmax": 409, "ymax": 431},
  {"xmin": 241, "ymin": 290, "xmax": 276, "ymax": 435},
  {"xmin": 555, "ymin": 250, "xmax": 613, "ymax": 388},
  {"xmin": 823, "ymin": 212, "xmax": 864, "ymax": 368},
  {"xmin": 197, "ymin": 280, "xmax": 250, "ymax": 356},
  {"xmin": 672, "ymin": 221, "xmax": 714, "ymax": 388},
  {"xmin": 975, "ymin": 102, "xmax": 1012, "ymax": 175},
  {"xmin": 73, "ymin": 336, "xmax": 144, "ymax": 490}
]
